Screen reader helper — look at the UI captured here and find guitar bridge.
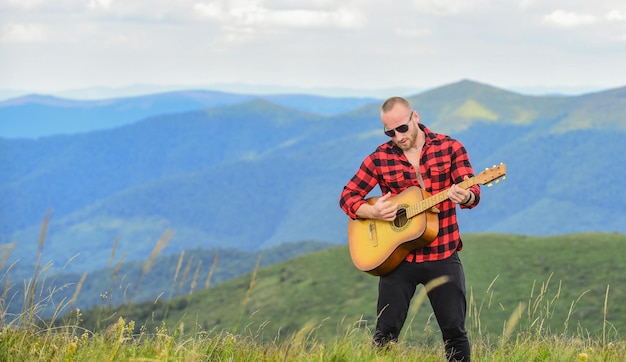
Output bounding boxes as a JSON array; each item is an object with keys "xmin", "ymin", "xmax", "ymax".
[{"xmin": 369, "ymin": 221, "xmax": 378, "ymax": 247}]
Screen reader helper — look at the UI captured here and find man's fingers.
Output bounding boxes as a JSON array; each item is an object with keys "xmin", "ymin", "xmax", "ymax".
[{"xmin": 382, "ymin": 203, "xmax": 398, "ymax": 220}]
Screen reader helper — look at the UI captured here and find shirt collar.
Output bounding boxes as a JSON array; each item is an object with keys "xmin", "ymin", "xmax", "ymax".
[{"xmin": 419, "ymin": 123, "xmax": 437, "ymax": 145}]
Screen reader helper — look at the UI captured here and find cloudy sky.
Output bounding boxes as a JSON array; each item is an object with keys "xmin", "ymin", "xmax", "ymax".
[{"xmin": 1, "ymin": 0, "xmax": 625, "ymax": 96}]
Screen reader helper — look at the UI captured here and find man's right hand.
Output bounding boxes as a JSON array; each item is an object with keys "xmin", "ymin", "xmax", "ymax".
[{"xmin": 356, "ymin": 192, "xmax": 398, "ymax": 221}]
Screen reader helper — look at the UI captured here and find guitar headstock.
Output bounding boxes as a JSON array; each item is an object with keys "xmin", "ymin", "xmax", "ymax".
[{"xmin": 475, "ymin": 163, "xmax": 506, "ymax": 187}]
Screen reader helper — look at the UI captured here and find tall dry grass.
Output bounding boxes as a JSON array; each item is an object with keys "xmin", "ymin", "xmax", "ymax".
[{"xmin": 1, "ymin": 217, "xmax": 625, "ymax": 361}]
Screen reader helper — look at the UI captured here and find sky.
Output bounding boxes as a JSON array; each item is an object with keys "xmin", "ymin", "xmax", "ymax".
[{"xmin": 1, "ymin": 0, "xmax": 625, "ymax": 97}]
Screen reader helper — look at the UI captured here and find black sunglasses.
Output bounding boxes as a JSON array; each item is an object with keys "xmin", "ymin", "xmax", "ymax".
[{"xmin": 384, "ymin": 111, "xmax": 413, "ymax": 137}]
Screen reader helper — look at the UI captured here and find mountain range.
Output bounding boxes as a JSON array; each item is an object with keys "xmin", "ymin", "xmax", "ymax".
[
  {"xmin": 0, "ymin": 91, "xmax": 378, "ymax": 138},
  {"xmin": 1, "ymin": 79, "xmax": 625, "ymax": 276}
]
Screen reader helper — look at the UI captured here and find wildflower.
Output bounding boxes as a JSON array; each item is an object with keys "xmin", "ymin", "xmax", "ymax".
[
  {"xmin": 117, "ymin": 317, "xmax": 126, "ymax": 331},
  {"xmin": 576, "ymin": 352, "xmax": 588, "ymax": 362},
  {"xmin": 67, "ymin": 341, "xmax": 78, "ymax": 356}
]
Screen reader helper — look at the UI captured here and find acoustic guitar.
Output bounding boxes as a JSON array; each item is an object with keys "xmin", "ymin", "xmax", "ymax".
[{"xmin": 347, "ymin": 163, "xmax": 506, "ymax": 276}]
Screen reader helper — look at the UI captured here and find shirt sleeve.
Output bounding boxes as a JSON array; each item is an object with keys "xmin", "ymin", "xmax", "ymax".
[
  {"xmin": 450, "ymin": 141, "xmax": 481, "ymax": 209},
  {"xmin": 339, "ymin": 154, "xmax": 380, "ymax": 219}
]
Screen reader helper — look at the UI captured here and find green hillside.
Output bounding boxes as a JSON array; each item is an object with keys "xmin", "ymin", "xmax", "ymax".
[
  {"xmin": 73, "ymin": 233, "xmax": 626, "ymax": 344},
  {"xmin": 2, "ymin": 240, "xmax": 336, "ymax": 318},
  {"xmin": 2, "ymin": 80, "xmax": 626, "ymax": 298}
]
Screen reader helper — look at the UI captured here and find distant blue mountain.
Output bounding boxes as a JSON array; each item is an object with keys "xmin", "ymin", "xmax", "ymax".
[
  {"xmin": 0, "ymin": 91, "xmax": 379, "ymax": 138},
  {"xmin": 1, "ymin": 80, "xmax": 625, "ymax": 275}
]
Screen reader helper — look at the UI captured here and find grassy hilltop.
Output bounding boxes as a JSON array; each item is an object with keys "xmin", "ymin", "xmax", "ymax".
[
  {"xmin": 74, "ymin": 233, "xmax": 625, "ymax": 343},
  {"xmin": 3, "ymin": 233, "xmax": 624, "ymax": 361}
]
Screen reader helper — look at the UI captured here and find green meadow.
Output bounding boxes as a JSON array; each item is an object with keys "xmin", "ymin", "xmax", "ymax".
[{"xmin": 2, "ymin": 232, "xmax": 626, "ymax": 361}]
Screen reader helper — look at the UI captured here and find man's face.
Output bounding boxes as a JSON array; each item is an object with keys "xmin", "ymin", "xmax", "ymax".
[{"xmin": 382, "ymin": 106, "xmax": 418, "ymax": 151}]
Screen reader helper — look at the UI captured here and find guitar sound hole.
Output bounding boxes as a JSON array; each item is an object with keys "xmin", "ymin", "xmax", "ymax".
[{"xmin": 394, "ymin": 208, "xmax": 408, "ymax": 228}]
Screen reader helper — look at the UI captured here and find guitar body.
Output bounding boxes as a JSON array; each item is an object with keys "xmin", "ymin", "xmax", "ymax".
[{"xmin": 347, "ymin": 187, "xmax": 439, "ymax": 276}]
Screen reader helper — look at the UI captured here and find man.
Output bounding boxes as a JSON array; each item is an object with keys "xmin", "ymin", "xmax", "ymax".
[{"xmin": 339, "ymin": 96, "xmax": 480, "ymax": 361}]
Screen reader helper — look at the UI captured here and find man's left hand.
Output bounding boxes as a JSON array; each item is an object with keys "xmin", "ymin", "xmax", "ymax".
[{"xmin": 449, "ymin": 175, "xmax": 472, "ymax": 205}]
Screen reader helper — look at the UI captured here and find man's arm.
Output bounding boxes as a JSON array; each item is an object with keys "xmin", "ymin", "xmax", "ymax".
[
  {"xmin": 449, "ymin": 142, "xmax": 481, "ymax": 209},
  {"xmin": 355, "ymin": 192, "xmax": 398, "ymax": 221},
  {"xmin": 339, "ymin": 156, "xmax": 380, "ymax": 218}
]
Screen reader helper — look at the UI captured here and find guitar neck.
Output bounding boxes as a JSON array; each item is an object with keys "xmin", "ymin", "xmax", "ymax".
[{"xmin": 407, "ymin": 177, "xmax": 477, "ymax": 218}]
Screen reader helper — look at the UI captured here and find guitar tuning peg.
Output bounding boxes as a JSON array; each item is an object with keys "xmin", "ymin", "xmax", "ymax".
[
  {"xmin": 502, "ymin": 176, "xmax": 506, "ymax": 181},
  {"xmin": 493, "ymin": 165, "xmax": 497, "ymax": 168},
  {"xmin": 495, "ymin": 179, "xmax": 500, "ymax": 184},
  {"xmin": 485, "ymin": 167, "xmax": 489, "ymax": 171},
  {"xmin": 487, "ymin": 183, "xmax": 493, "ymax": 187}
]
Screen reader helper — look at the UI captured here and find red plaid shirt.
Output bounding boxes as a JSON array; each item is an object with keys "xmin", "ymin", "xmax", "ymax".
[{"xmin": 339, "ymin": 123, "xmax": 480, "ymax": 262}]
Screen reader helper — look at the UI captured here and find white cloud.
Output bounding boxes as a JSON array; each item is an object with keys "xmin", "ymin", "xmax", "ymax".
[
  {"xmin": 0, "ymin": 0, "xmax": 46, "ymax": 9},
  {"xmin": 606, "ymin": 9, "xmax": 625, "ymax": 21},
  {"xmin": 194, "ymin": 1, "xmax": 222, "ymax": 18},
  {"xmin": 411, "ymin": 0, "xmax": 485, "ymax": 15},
  {"xmin": 194, "ymin": 1, "xmax": 365, "ymax": 29},
  {"xmin": 88, "ymin": 0, "xmax": 114, "ymax": 10},
  {"xmin": 393, "ymin": 27, "xmax": 431, "ymax": 38},
  {"xmin": 517, "ymin": 0, "xmax": 537, "ymax": 10},
  {"xmin": 543, "ymin": 10, "xmax": 597, "ymax": 28},
  {"xmin": 1, "ymin": 0, "xmax": 625, "ymax": 93},
  {"xmin": 0, "ymin": 23, "xmax": 47, "ymax": 43}
]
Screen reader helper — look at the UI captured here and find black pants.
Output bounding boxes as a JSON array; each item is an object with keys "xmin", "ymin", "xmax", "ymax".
[{"xmin": 373, "ymin": 252, "xmax": 470, "ymax": 361}]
